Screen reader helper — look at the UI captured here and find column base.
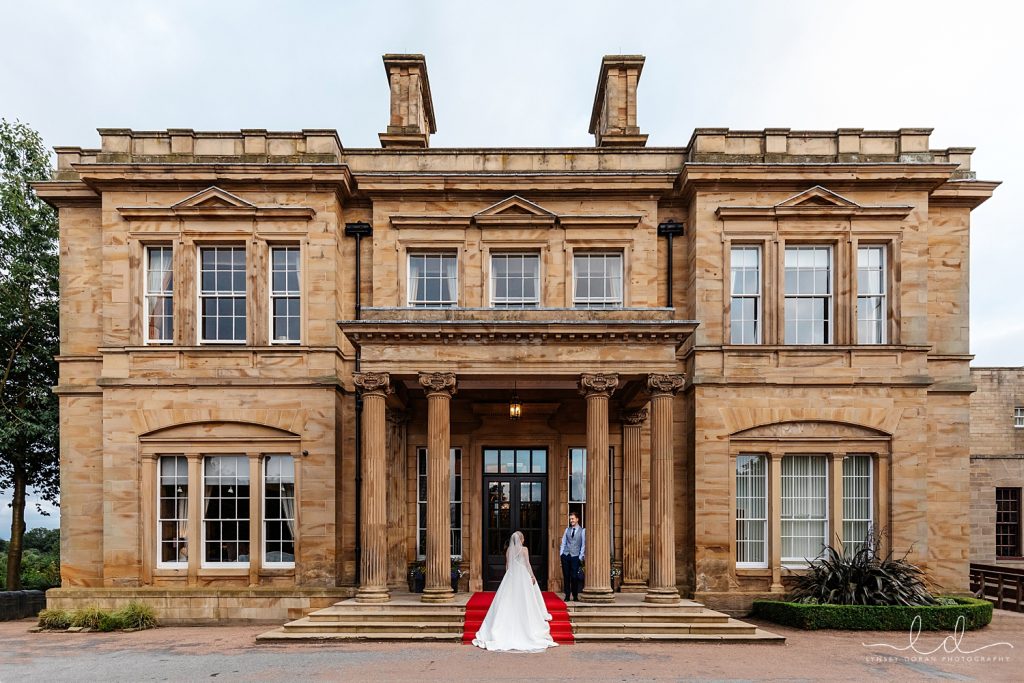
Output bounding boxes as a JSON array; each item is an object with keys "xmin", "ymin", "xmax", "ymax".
[
  {"xmin": 620, "ymin": 580, "xmax": 648, "ymax": 593},
  {"xmin": 580, "ymin": 587, "xmax": 615, "ymax": 603},
  {"xmin": 420, "ymin": 586, "xmax": 455, "ymax": 603},
  {"xmin": 355, "ymin": 586, "xmax": 391, "ymax": 603},
  {"xmin": 644, "ymin": 587, "xmax": 680, "ymax": 604}
]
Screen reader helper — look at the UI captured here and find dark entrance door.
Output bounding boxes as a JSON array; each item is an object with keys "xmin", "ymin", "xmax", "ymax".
[{"xmin": 482, "ymin": 447, "xmax": 548, "ymax": 590}]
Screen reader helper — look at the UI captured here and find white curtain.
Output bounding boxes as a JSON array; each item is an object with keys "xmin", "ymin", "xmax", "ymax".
[{"xmin": 441, "ymin": 255, "xmax": 457, "ymax": 303}]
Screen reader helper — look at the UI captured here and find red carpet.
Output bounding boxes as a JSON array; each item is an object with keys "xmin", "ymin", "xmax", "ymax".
[{"xmin": 462, "ymin": 591, "xmax": 574, "ymax": 644}]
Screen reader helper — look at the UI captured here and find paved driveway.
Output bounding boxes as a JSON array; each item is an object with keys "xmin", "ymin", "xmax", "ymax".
[{"xmin": 2, "ymin": 610, "xmax": 1022, "ymax": 681}]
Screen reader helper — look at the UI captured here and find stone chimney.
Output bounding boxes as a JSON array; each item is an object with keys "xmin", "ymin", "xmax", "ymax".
[
  {"xmin": 379, "ymin": 54, "xmax": 437, "ymax": 149},
  {"xmin": 589, "ymin": 55, "xmax": 648, "ymax": 147}
]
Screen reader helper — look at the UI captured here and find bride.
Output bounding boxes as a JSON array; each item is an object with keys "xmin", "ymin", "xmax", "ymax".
[{"xmin": 472, "ymin": 531, "xmax": 558, "ymax": 652}]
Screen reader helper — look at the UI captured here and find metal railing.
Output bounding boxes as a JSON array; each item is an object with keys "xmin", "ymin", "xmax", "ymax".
[{"xmin": 970, "ymin": 563, "xmax": 1024, "ymax": 612}]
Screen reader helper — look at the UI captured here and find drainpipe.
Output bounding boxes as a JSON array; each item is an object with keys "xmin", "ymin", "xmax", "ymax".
[
  {"xmin": 657, "ymin": 219, "xmax": 685, "ymax": 308},
  {"xmin": 345, "ymin": 221, "xmax": 372, "ymax": 583}
]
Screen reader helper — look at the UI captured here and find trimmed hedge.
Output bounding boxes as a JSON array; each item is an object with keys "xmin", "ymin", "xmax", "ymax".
[{"xmin": 751, "ymin": 597, "xmax": 992, "ymax": 631}]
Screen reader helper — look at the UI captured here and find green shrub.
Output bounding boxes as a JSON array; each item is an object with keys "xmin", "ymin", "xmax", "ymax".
[
  {"xmin": 96, "ymin": 611, "xmax": 126, "ymax": 632},
  {"xmin": 790, "ymin": 531, "xmax": 936, "ymax": 606},
  {"xmin": 69, "ymin": 606, "xmax": 108, "ymax": 630},
  {"xmin": 37, "ymin": 608, "xmax": 72, "ymax": 630},
  {"xmin": 752, "ymin": 596, "xmax": 993, "ymax": 631},
  {"xmin": 115, "ymin": 601, "xmax": 157, "ymax": 630}
]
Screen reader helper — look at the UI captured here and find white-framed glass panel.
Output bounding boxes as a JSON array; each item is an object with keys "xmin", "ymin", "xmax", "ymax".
[
  {"xmin": 566, "ymin": 447, "xmax": 614, "ymax": 553},
  {"xmin": 144, "ymin": 245, "xmax": 174, "ymax": 344},
  {"xmin": 735, "ymin": 454, "xmax": 768, "ymax": 567},
  {"xmin": 781, "ymin": 455, "xmax": 829, "ymax": 564},
  {"xmin": 270, "ymin": 246, "xmax": 300, "ymax": 344},
  {"xmin": 842, "ymin": 455, "xmax": 873, "ymax": 557},
  {"xmin": 491, "ymin": 253, "xmax": 540, "ymax": 308},
  {"xmin": 573, "ymin": 252, "xmax": 623, "ymax": 308},
  {"xmin": 1015, "ymin": 407, "xmax": 1024, "ymax": 429},
  {"xmin": 202, "ymin": 455, "xmax": 250, "ymax": 567},
  {"xmin": 784, "ymin": 246, "xmax": 832, "ymax": 344},
  {"xmin": 199, "ymin": 246, "xmax": 246, "ymax": 343},
  {"xmin": 157, "ymin": 456, "xmax": 188, "ymax": 567},
  {"xmin": 264, "ymin": 455, "xmax": 296, "ymax": 567},
  {"xmin": 416, "ymin": 447, "xmax": 462, "ymax": 559},
  {"xmin": 857, "ymin": 245, "xmax": 887, "ymax": 344},
  {"xmin": 730, "ymin": 245, "xmax": 761, "ymax": 344},
  {"xmin": 408, "ymin": 253, "xmax": 458, "ymax": 307}
]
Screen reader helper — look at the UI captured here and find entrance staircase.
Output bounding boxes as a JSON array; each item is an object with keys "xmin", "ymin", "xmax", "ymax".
[{"xmin": 256, "ymin": 591, "xmax": 783, "ymax": 643}]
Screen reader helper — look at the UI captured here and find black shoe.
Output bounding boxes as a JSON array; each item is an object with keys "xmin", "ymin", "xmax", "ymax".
[{"xmin": 563, "ymin": 594, "xmax": 570, "ymax": 602}]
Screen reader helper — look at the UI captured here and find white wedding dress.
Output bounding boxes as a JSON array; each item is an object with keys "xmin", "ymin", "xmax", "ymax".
[{"xmin": 472, "ymin": 531, "xmax": 558, "ymax": 652}]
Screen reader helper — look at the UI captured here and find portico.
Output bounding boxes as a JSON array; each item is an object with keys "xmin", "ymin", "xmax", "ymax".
[{"xmin": 341, "ymin": 309, "xmax": 696, "ymax": 603}]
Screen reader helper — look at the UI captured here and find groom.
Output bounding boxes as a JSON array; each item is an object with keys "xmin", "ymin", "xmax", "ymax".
[{"xmin": 559, "ymin": 512, "xmax": 585, "ymax": 602}]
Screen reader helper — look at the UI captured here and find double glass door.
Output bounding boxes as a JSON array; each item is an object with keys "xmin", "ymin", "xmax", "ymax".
[{"xmin": 482, "ymin": 447, "xmax": 548, "ymax": 590}]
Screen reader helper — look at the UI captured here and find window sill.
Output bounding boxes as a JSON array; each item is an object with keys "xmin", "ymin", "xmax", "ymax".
[{"xmin": 735, "ymin": 567, "xmax": 770, "ymax": 576}]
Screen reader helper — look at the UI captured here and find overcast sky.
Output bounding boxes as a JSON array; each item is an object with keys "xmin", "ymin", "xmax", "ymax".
[{"xmin": 1, "ymin": 0, "xmax": 1021, "ymax": 536}]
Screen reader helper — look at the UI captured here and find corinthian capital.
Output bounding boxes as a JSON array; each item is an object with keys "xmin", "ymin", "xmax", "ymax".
[
  {"xmin": 647, "ymin": 373, "xmax": 685, "ymax": 396},
  {"xmin": 578, "ymin": 372, "xmax": 620, "ymax": 398},
  {"xmin": 353, "ymin": 372, "xmax": 393, "ymax": 396},
  {"xmin": 622, "ymin": 407, "xmax": 649, "ymax": 426},
  {"xmin": 418, "ymin": 371, "xmax": 457, "ymax": 397}
]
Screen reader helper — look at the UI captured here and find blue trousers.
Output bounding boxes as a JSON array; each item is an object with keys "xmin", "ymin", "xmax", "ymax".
[{"xmin": 560, "ymin": 553, "xmax": 581, "ymax": 599}]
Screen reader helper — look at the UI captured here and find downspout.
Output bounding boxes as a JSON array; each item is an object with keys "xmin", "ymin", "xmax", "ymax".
[
  {"xmin": 345, "ymin": 221, "xmax": 373, "ymax": 584},
  {"xmin": 657, "ymin": 219, "xmax": 685, "ymax": 308}
]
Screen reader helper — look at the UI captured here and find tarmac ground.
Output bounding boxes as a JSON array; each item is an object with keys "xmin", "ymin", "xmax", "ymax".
[{"xmin": 1, "ymin": 610, "xmax": 1022, "ymax": 681}]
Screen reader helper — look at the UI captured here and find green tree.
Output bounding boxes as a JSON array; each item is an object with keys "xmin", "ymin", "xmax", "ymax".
[
  {"xmin": 0, "ymin": 119, "xmax": 59, "ymax": 590},
  {"xmin": 23, "ymin": 526, "xmax": 59, "ymax": 555}
]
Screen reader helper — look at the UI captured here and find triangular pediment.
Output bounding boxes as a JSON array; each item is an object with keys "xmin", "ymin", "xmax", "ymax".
[
  {"xmin": 172, "ymin": 186, "xmax": 256, "ymax": 210},
  {"xmin": 776, "ymin": 186, "xmax": 860, "ymax": 209},
  {"xmin": 474, "ymin": 195, "xmax": 556, "ymax": 218}
]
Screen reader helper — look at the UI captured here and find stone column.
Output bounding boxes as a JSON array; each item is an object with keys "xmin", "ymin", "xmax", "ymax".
[
  {"xmin": 186, "ymin": 453, "xmax": 202, "ymax": 587},
  {"xmin": 645, "ymin": 374, "xmax": 684, "ymax": 604},
  {"xmin": 419, "ymin": 371, "xmax": 457, "ymax": 603},
  {"xmin": 769, "ymin": 451, "xmax": 784, "ymax": 593},
  {"xmin": 386, "ymin": 411, "xmax": 409, "ymax": 588},
  {"xmin": 620, "ymin": 407, "xmax": 648, "ymax": 592},
  {"xmin": 830, "ymin": 453, "xmax": 845, "ymax": 553},
  {"xmin": 578, "ymin": 372, "xmax": 619, "ymax": 603},
  {"xmin": 248, "ymin": 453, "xmax": 263, "ymax": 588},
  {"xmin": 354, "ymin": 372, "xmax": 393, "ymax": 603}
]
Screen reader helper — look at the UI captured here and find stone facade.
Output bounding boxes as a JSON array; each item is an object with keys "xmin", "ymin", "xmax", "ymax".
[
  {"xmin": 970, "ymin": 367, "xmax": 1024, "ymax": 566},
  {"xmin": 36, "ymin": 53, "xmax": 998, "ymax": 620}
]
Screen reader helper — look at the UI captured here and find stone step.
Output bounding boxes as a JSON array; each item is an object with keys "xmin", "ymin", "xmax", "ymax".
[
  {"xmin": 281, "ymin": 617, "xmax": 464, "ymax": 634},
  {"xmin": 572, "ymin": 629, "xmax": 785, "ymax": 643},
  {"xmin": 568, "ymin": 608, "xmax": 729, "ymax": 624},
  {"xmin": 257, "ymin": 627, "xmax": 461, "ymax": 642},
  {"xmin": 307, "ymin": 608, "xmax": 463, "ymax": 623},
  {"xmin": 571, "ymin": 618, "xmax": 758, "ymax": 636}
]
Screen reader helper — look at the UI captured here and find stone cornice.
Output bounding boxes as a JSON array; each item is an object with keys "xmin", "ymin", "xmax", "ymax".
[
  {"xmin": 352, "ymin": 171, "xmax": 677, "ymax": 195},
  {"xmin": 928, "ymin": 180, "xmax": 1000, "ymax": 208},
  {"xmin": 31, "ymin": 181, "xmax": 100, "ymax": 208}
]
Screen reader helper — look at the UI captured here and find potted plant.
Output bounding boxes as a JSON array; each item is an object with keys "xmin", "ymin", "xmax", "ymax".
[
  {"xmin": 610, "ymin": 565, "xmax": 623, "ymax": 592},
  {"xmin": 408, "ymin": 561, "xmax": 426, "ymax": 593},
  {"xmin": 451, "ymin": 558, "xmax": 465, "ymax": 593}
]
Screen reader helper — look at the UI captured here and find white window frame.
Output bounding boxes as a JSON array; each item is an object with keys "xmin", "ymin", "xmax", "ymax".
[
  {"xmin": 198, "ymin": 245, "xmax": 247, "ymax": 344},
  {"xmin": 416, "ymin": 447, "xmax": 462, "ymax": 560},
  {"xmin": 572, "ymin": 252, "xmax": 624, "ymax": 309},
  {"xmin": 201, "ymin": 455, "xmax": 250, "ymax": 569},
  {"xmin": 567, "ymin": 446, "xmax": 615, "ymax": 553},
  {"xmin": 408, "ymin": 252, "xmax": 458, "ymax": 308},
  {"xmin": 857, "ymin": 245, "xmax": 887, "ymax": 344},
  {"xmin": 781, "ymin": 454, "xmax": 829, "ymax": 567},
  {"xmin": 269, "ymin": 245, "xmax": 301, "ymax": 345},
  {"xmin": 490, "ymin": 252, "xmax": 541, "ymax": 308},
  {"xmin": 1015, "ymin": 407, "xmax": 1024, "ymax": 429},
  {"xmin": 842, "ymin": 454, "xmax": 874, "ymax": 557},
  {"xmin": 735, "ymin": 454, "xmax": 768, "ymax": 569},
  {"xmin": 263, "ymin": 455, "xmax": 296, "ymax": 569},
  {"xmin": 143, "ymin": 245, "xmax": 174, "ymax": 344},
  {"xmin": 730, "ymin": 245, "xmax": 762, "ymax": 344},
  {"xmin": 784, "ymin": 245, "xmax": 833, "ymax": 345},
  {"xmin": 156, "ymin": 455, "xmax": 188, "ymax": 569}
]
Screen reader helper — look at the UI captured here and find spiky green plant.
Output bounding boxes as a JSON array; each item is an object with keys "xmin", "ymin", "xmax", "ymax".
[{"xmin": 789, "ymin": 530, "xmax": 937, "ymax": 607}]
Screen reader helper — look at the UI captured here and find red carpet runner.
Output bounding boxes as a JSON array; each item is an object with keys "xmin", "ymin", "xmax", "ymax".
[{"xmin": 462, "ymin": 591, "xmax": 574, "ymax": 644}]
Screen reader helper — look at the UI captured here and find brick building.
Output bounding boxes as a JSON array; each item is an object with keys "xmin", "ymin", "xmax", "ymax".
[{"xmin": 35, "ymin": 54, "xmax": 999, "ymax": 621}]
